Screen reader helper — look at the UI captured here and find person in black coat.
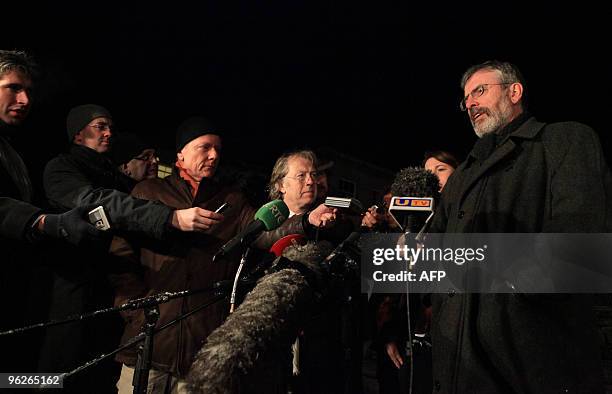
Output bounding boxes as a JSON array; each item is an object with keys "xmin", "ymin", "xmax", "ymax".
[
  {"xmin": 0, "ymin": 50, "xmax": 104, "ymax": 374},
  {"xmin": 38, "ymin": 106, "xmax": 231, "ymax": 392},
  {"xmin": 429, "ymin": 60, "xmax": 612, "ymax": 393}
]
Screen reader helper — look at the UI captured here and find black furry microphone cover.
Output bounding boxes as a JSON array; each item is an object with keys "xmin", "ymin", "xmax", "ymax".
[
  {"xmin": 390, "ymin": 166, "xmax": 440, "ymax": 199},
  {"xmin": 187, "ymin": 241, "xmax": 333, "ymax": 394}
]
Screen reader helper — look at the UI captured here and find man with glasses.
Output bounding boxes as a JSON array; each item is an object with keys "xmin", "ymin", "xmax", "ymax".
[
  {"xmin": 268, "ymin": 150, "xmax": 321, "ymax": 216},
  {"xmin": 44, "ymin": 104, "xmax": 217, "ymax": 236},
  {"xmin": 111, "ymin": 132, "xmax": 160, "ymax": 182},
  {"xmin": 39, "ymin": 106, "xmax": 232, "ymax": 391},
  {"xmin": 123, "ymin": 148, "xmax": 159, "ymax": 181},
  {"xmin": 429, "ymin": 60, "xmax": 612, "ymax": 393},
  {"xmin": 264, "ymin": 150, "xmax": 380, "ymax": 393}
]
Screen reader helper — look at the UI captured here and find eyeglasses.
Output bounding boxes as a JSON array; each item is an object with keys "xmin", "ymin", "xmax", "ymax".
[
  {"xmin": 133, "ymin": 153, "xmax": 159, "ymax": 162},
  {"xmin": 459, "ymin": 83, "xmax": 512, "ymax": 111},
  {"xmin": 285, "ymin": 171, "xmax": 320, "ymax": 183},
  {"xmin": 88, "ymin": 122, "xmax": 113, "ymax": 132}
]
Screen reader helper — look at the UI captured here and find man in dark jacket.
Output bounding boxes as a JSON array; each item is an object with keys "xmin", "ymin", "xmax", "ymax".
[
  {"xmin": 0, "ymin": 53, "xmax": 103, "ymax": 242},
  {"xmin": 0, "ymin": 50, "xmax": 105, "ymax": 373},
  {"xmin": 429, "ymin": 60, "xmax": 612, "ymax": 393},
  {"xmin": 263, "ymin": 150, "xmax": 380, "ymax": 394},
  {"xmin": 110, "ymin": 117, "xmax": 260, "ymax": 393},
  {"xmin": 39, "ymin": 106, "xmax": 226, "ymax": 392},
  {"xmin": 44, "ymin": 104, "xmax": 223, "ymax": 237}
]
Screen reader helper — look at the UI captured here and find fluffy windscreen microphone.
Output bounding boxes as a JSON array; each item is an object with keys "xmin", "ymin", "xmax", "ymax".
[
  {"xmin": 187, "ymin": 242, "xmax": 333, "ymax": 394},
  {"xmin": 389, "ymin": 167, "xmax": 441, "ymax": 233},
  {"xmin": 390, "ymin": 166, "xmax": 441, "ymax": 200}
]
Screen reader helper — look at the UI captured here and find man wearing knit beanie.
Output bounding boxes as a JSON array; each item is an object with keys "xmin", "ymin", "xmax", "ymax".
[
  {"xmin": 111, "ymin": 116, "xmax": 259, "ymax": 393},
  {"xmin": 175, "ymin": 116, "xmax": 222, "ymax": 183},
  {"xmin": 66, "ymin": 103, "xmax": 113, "ymax": 153},
  {"xmin": 41, "ymin": 109, "xmax": 228, "ymax": 392},
  {"xmin": 175, "ymin": 116, "xmax": 218, "ymax": 152}
]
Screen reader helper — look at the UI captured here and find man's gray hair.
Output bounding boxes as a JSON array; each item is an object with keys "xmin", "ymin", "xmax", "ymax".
[
  {"xmin": 460, "ymin": 60, "xmax": 527, "ymax": 109},
  {"xmin": 0, "ymin": 50, "xmax": 39, "ymax": 80},
  {"xmin": 268, "ymin": 150, "xmax": 318, "ymax": 200}
]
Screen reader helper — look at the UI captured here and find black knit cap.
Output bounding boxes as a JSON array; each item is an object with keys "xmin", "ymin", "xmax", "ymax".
[
  {"xmin": 108, "ymin": 132, "xmax": 150, "ymax": 165},
  {"xmin": 66, "ymin": 104, "xmax": 112, "ymax": 142},
  {"xmin": 175, "ymin": 116, "xmax": 219, "ymax": 152}
]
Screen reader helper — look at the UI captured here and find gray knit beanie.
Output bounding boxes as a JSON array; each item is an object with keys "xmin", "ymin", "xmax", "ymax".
[{"xmin": 66, "ymin": 104, "xmax": 112, "ymax": 142}]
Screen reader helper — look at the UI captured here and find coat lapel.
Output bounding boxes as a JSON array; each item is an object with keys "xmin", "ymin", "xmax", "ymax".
[{"xmin": 458, "ymin": 117, "xmax": 546, "ymax": 206}]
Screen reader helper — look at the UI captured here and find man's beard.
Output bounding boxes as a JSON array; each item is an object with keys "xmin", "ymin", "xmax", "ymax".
[{"xmin": 471, "ymin": 98, "xmax": 512, "ymax": 138}]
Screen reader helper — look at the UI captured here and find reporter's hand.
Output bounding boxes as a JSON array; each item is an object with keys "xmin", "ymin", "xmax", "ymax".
[
  {"xmin": 171, "ymin": 207, "xmax": 224, "ymax": 232},
  {"xmin": 361, "ymin": 206, "xmax": 382, "ymax": 229},
  {"xmin": 41, "ymin": 205, "xmax": 107, "ymax": 247},
  {"xmin": 307, "ymin": 204, "xmax": 338, "ymax": 228},
  {"xmin": 385, "ymin": 341, "xmax": 404, "ymax": 369}
]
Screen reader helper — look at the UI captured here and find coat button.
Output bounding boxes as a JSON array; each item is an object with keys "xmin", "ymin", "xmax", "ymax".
[
  {"xmin": 434, "ymin": 380, "xmax": 441, "ymax": 391},
  {"xmin": 457, "ymin": 210, "xmax": 465, "ymax": 219}
]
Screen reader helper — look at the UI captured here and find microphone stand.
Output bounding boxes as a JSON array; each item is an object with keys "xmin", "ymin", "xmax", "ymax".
[
  {"xmin": 230, "ymin": 247, "xmax": 251, "ymax": 313},
  {"xmin": 399, "ymin": 213, "xmax": 432, "ymax": 394},
  {"xmin": 403, "ymin": 230, "xmax": 415, "ymax": 394},
  {"xmin": 0, "ymin": 283, "xmax": 232, "ymax": 393},
  {"xmin": 57, "ymin": 292, "xmax": 228, "ymax": 392},
  {"xmin": 133, "ymin": 305, "xmax": 159, "ymax": 394},
  {"xmin": 0, "ymin": 284, "xmax": 227, "ymax": 337}
]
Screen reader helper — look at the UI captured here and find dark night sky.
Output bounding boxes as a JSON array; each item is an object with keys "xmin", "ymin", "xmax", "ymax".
[{"xmin": 5, "ymin": 3, "xmax": 612, "ymax": 174}]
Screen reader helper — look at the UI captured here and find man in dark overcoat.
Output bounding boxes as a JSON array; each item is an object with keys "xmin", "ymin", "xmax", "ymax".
[
  {"xmin": 0, "ymin": 50, "xmax": 102, "ymax": 374},
  {"xmin": 429, "ymin": 60, "xmax": 612, "ymax": 393}
]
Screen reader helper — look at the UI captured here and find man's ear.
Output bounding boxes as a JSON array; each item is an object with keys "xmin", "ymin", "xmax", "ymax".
[
  {"xmin": 177, "ymin": 152, "xmax": 184, "ymax": 162},
  {"xmin": 509, "ymin": 82, "xmax": 524, "ymax": 104},
  {"xmin": 73, "ymin": 131, "xmax": 82, "ymax": 144}
]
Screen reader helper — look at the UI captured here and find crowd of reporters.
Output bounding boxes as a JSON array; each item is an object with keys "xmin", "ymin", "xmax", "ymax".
[
  {"xmin": 3, "ymin": 49, "xmax": 611, "ymax": 394},
  {"xmin": 0, "ymin": 49, "xmax": 391, "ymax": 393}
]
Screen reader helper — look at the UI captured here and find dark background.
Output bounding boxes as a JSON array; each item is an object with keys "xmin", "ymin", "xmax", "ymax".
[{"xmin": 5, "ymin": 3, "xmax": 612, "ymax": 175}]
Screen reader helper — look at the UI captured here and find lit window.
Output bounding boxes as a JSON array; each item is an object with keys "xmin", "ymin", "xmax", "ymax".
[{"xmin": 157, "ymin": 164, "xmax": 173, "ymax": 179}]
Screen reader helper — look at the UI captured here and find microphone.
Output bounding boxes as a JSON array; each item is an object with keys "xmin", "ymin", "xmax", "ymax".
[
  {"xmin": 389, "ymin": 167, "xmax": 440, "ymax": 234},
  {"xmin": 188, "ymin": 242, "xmax": 333, "ymax": 393},
  {"xmin": 213, "ymin": 199, "xmax": 290, "ymax": 262},
  {"xmin": 269, "ymin": 234, "xmax": 306, "ymax": 257},
  {"xmin": 320, "ymin": 231, "xmax": 361, "ymax": 279},
  {"xmin": 322, "ymin": 231, "xmax": 359, "ymax": 264},
  {"xmin": 324, "ymin": 196, "xmax": 365, "ymax": 215},
  {"xmin": 389, "ymin": 168, "xmax": 440, "ymax": 394}
]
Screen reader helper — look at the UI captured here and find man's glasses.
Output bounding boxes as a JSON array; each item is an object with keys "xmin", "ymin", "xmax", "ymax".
[
  {"xmin": 459, "ymin": 83, "xmax": 511, "ymax": 111},
  {"xmin": 285, "ymin": 171, "xmax": 320, "ymax": 183},
  {"xmin": 133, "ymin": 153, "xmax": 159, "ymax": 162},
  {"xmin": 88, "ymin": 122, "xmax": 113, "ymax": 132}
]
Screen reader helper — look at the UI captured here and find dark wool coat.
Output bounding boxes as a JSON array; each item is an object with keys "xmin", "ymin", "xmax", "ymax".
[
  {"xmin": 0, "ymin": 131, "xmax": 45, "ymax": 373},
  {"xmin": 429, "ymin": 116, "xmax": 612, "ymax": 394},
  {"xmin": 44, "ymin": 144, "xmax": 173, "ymax": 238},
  {"xmin": 0, "ymin": 134, "xmax": 40, "ymax": 239},
  {"xmin": 38, "ymin": 144, "xmax": 173, "ymax": 389}
]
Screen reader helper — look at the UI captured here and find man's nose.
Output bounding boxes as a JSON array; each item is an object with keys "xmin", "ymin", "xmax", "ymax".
[
  {"xmin": 209, "ymin": 147, "xmax": 219, "ymax": 160},
  {"xmin": 16, "ymin": 90, "xmax": 30, "ymax": 106},
  {"xmin": 305, "ymin": 173, "xmax": 316, "ymax": 185},
  {"xmin": 465, "ymin": 94, "xmax": 479, "ymax": 110}
]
